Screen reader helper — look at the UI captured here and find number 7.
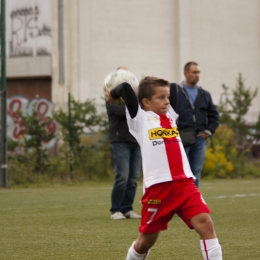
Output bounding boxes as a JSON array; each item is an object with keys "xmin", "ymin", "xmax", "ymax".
[{"xmin": 147, "ymin": 208, "xmax": 158, "ymax": 224}]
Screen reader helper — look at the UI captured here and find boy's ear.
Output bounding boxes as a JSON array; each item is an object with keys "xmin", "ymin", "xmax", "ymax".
[{"xmin": 142, "ymin": 98, "xmax": 150, "ymax": 109}]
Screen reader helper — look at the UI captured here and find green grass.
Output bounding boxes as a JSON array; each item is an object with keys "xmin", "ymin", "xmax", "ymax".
[{"xmin": 0, "ymin": 179, "xmax": 260, "ymax": 260}]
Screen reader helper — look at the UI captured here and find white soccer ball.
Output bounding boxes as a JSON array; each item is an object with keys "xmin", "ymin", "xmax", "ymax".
[{"xmin": 103, "ymin": 68, "xmax": 139, "ymax": 93}]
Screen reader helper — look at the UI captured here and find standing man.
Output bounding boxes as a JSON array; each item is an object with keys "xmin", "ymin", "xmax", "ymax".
[
  {"xmin": 176, "ymin": 62, "xmax": 219, "ymax": 188},
  {"xmin": 105, "ymin": 67, "xmax": 142, "ymax": 220}
]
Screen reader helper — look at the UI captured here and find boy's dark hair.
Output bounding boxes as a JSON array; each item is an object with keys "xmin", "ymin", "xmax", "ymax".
[
  {"xmin": 184, "ymin": 61, "xmax": 198, "ymax": 72},
  {"xmin": 138, "ymin": 77, "xmax": 169, "ymax": 107}
]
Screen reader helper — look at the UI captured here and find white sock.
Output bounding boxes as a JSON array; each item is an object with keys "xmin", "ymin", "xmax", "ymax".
[
  {"xmin": 200, "ymin": 238, "xmax": 222, "ymax": 260},
  {"xmin": 126, "ymin": 241, "xmax": 150, "ymax": 260}
]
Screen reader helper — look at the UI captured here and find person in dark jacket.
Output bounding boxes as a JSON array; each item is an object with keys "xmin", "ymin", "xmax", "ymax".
[
  {"xmin": 176, "ymin": 62, "xmax": 219, "ymax": 188},
  {"xmin": 105, "ymin": 67, "xmax": 142, "ymax": 220}
]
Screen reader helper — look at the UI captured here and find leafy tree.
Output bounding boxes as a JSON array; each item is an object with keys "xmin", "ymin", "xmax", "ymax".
[
  {"xmin": 54, "ymin": 98, "xmax": 106, "ymax": 160},
  {"xmin": 250, "ymin": 113, "xmax": 260, "ymax": 158},
  {"xmin": 218, "ymin": 73, "xmax": 258, "ymax": 150},
  {"xmin": 255, "ymin": 114, "xmax": 260, "ymax": 139},
  {"xmin": 18, "ymin": 110, "xmax": 56, "ymax": 173}
]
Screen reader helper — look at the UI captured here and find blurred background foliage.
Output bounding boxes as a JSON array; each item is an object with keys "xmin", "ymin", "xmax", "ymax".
[
  {"xmin": 6, "ymin": 74, "xmax": 260, "ymax": 186},
  {"xmin": 202, "ymin": 74, "xmax": 260, "ymax": 179}
]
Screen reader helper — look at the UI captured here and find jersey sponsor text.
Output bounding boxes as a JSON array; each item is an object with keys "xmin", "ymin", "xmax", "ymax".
[{"xmin": 148, "ymin": 127, "xmax": 179, "ymax": 140}]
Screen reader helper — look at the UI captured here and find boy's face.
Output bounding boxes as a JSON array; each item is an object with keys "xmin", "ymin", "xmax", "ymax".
[{"xmin": 142, "ymin": 86, "xmax": 170, "ymax": 115}]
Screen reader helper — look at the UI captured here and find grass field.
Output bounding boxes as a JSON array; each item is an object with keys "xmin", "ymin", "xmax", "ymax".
[{"xmin": 0, "ymin": 179, "xmax": 260, "ymax": 260}]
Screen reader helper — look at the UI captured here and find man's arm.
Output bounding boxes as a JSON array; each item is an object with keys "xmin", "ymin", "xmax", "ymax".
[{"xmin": 206, "ymin": 94, "xmax": 219, "ymax": 135}]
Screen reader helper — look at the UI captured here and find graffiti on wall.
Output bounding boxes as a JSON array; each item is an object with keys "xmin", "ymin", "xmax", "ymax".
[
  {"xmin": 7, "ymin": 96, "xmax": 57, "ymax": 150},
  {"xmin": 7, "ymin": 0, "xmax": 52, "ymax": 58}
]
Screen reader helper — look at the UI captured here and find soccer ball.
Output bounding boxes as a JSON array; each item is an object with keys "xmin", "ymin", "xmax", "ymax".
[{"xmin": 103, "ymin": 68, "xmax": 139, "ymax": 93}]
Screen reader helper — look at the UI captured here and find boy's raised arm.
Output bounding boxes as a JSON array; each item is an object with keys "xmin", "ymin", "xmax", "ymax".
[
  {"xmin": 109, "ymin": 82, "xmax": 139, "ymax": 119},
  {"xmin": 169, "ymin": 83, "xmax": 178, "ymax": 111}
]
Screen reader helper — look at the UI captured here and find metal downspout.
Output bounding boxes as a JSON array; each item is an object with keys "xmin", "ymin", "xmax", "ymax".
[{"xmin": 58, "ymin": 0, "xmax": 64, "ymax": 84}]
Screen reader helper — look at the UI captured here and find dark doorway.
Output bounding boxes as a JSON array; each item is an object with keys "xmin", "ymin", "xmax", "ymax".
[{"xmin": 7, "ymin": 77, "xmax": 52, "ymax": 101}]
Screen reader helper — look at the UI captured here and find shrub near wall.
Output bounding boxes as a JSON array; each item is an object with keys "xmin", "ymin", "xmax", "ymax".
[
  {"xmin": 7, "ymin": 131, "xmax": 114, "ymax": 186},
  {"xmin": 202, "ymin": 124, "xmax": 260, "ymax": 179},
  {"xmin": 6, "ymin": 97, "xmax": 115, "ymax": 186},
  {"xmin": 202, "ymin": 125, "xmax": 236, "ymax": 179}
]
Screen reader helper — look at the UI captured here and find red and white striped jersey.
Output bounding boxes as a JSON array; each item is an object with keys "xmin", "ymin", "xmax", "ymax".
[{"xmin": 126, "ymin": 105, "xmax": 195, "ymax": 189}]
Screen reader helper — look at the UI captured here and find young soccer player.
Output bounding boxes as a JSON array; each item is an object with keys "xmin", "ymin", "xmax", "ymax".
[{"xmin": 105, "ymin": 77, "xmax": 222, "ymax": 260}]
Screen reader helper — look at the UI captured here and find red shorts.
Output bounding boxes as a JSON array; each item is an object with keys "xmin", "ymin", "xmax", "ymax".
[{"xmin": 139, "ymin": 178, "xmax": 211, "ymax": 233}]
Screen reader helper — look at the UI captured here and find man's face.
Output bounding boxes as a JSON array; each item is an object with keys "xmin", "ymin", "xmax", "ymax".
[{"xmin": 184, "ymin": 64, "xmax": 200, "ymax": 87}]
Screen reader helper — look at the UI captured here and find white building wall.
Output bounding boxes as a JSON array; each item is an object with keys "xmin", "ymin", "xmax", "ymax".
[
  {"xmin": 49, "ymin": 0, "xmax": 260, "ymax": 122},
  {"xmin": 78, "ymin": 0, "xmax": 179, "ymax": 106},
  {"xmin": 186, "ymin": 0, "xmax": 260, "ymax": 122},
  {"xmin": 51, "ymin": 0, "xmax": 79, "ymax": 110}
]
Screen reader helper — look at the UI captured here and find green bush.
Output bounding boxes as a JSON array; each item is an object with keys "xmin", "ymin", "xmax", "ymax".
[
  {"xmin": 51, "ymin": 131, "xmax": 114, "ymax": 182},
  {"xmin": 202, "ymin": 124, "xmax": 259, "ymax": 179},
  {"xmin": 7, "ymin": 97, "xmax": 115, "ymax": 186},
  {"xmin": 202, "ymin": 125, "xmax": 236, "ymax": 179},
  {"xmin": 8, "ymin": 131, "xmax": 114, "ymax": 186},
  {"xmin": 202, "ymin": 73, "xmax": 259, "ymax": 180},
  {"xmin": 218, "ymin": 73, "xmax": 258, "ymax": 153}
]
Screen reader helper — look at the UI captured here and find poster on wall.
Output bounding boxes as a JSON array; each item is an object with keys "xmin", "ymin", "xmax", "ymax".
[{"xmin": 6, "ymin": 0, "xmax": 52, "ymax": 58}]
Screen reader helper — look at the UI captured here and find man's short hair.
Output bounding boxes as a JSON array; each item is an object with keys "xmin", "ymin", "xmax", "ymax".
[{"xmin": 184, "ymin": 62, "xmax": 199, "ymax": 72}]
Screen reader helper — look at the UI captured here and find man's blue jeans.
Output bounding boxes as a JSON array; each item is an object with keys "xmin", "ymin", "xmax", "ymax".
[
  {"xmin": 184, "ymin": 136, "xmax": 207, "ymax": 188},
  {"xmin": 110, "ymin": 142, "xmax": 142, "ymax": 214}
]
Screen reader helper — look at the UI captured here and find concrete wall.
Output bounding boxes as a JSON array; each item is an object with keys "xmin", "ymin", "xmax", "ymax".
[
  {"xmin": 7, "ymin": 57, "xmax": 51, "ymax": 77},
  {"xmin": 185, "ymin": 0, "xmax": 260, "ymax": 122},
  {"xmin": 6, "ymin": 0, "xmax": 52, "ymax": 77},
  {"xmin": 6, "ymin": 0, "xmax": 260, "ymax": 122},
  {"xmin": 75, "ymin": 0, "xmax": 260, "ymax": 122},
  {"xmin": 78, "ymin": 0, "xmax": 179, "ymax": 105},
  {"xmin": 51, "ymin": 0, "xmax": 79, "ymax": 110}
]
